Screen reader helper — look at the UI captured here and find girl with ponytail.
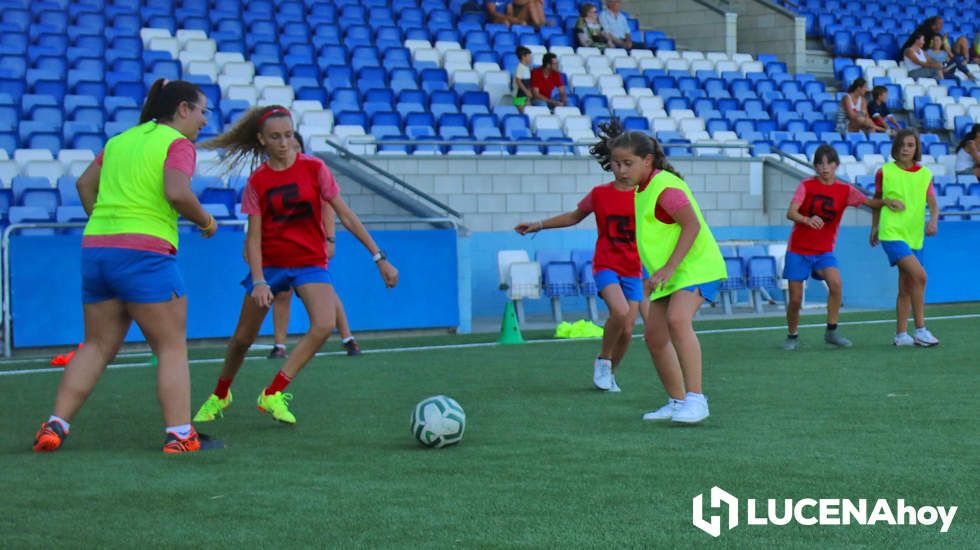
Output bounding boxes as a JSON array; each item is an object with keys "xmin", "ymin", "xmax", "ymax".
[
  {"xmin": 605, "ymin": 127, "xmax": 725, "ymax": 425},
  {"xmin": 515, "ymin": 119, "xmax": 649, "ymax": 393},
  {"xmin": 192, "ymin": 105, "xmax": 398, "ymax": 426},
  {"xmin": 33, "ymin": 78, "xmax": 221, "ymax": 454}
]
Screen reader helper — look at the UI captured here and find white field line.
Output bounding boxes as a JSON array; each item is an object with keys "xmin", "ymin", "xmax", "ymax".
[{"xmin": 2, "ymin": 313, "xmax": 978, "ymax": 377}]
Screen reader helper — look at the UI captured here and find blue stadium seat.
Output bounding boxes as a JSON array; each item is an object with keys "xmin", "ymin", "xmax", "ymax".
[
  {"xmin": 623, "ymin": 116, "xmax": 650, "ymax": 132},
  {"xmin": 501, "ymin": 114, "xmax": 530, "ymax": 140},
  {"xmin": 420, "ymin": 68, "xmax": 449, "ymax": 93},
  {"xmin": 470, "ymin": 112, "xmax": 499, "ymax": 134},
  {"xmin": 336, "ymin": 110, "xmax": 368, "ymax": 128},
  {"xmin": 57, "ymin": 176, "xmax": 80, "ymax": 206},
  {"xmin": 362, "ymin": 88, "xmax": 395, "ymax": 118},
  {"xmin": 720, "ymin": 256, "xmax": 746, "ymax": 292},
  {"xmin": 191, "ymin": 176, "xmax": 222, "ymax": 198},
  {"xmin": 920, "ymin": 104, "xmax": 943, "ymax": 131},
  {"xmin": 20, "ymin": 187, "xmax": 60, "ymax": 217},
  {"xmin": 68, "ymin": 131, "xmax": 103, "ymax": 152},
  {"xmin": 0, "ymin": 187, "xmax": 11, "ymax": 223},
  {"xmin": 746, "ymin": 256, "xmax": 778, "ymax": 289},
  {"xmin": 199, "ymin": 188, "xmax": 236, "ymax": 217}
]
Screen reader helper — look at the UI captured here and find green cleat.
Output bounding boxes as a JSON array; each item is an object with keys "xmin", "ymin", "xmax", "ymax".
[
  {"xmin": 256, "ymin": 391, "xmax": 296, "ymax": 424},
  {"xmin": 193, "ymin": 391, "xmax": 233, "ymax": 422}
]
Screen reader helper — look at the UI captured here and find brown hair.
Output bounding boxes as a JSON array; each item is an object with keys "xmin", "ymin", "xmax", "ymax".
[
  {"xmin": 846, "ymin": 77, "xmax": 867, "ymax": 94},
  {"xmin": 812, "ymin": 143, "xmax": 840, "ymax": 166},
  {"xmin": 200, "ymin": 105, "xmax": 292, "ymax": 174},
  {"xmin": 871, "ymin": 85, "xmax": 887, "ymax": 101},
  {"xmin": 139, "ymin": 78, "xmax": 203, "ymax": 124},
  {"xmin": 589, "ymin": 119, "xmax": 682, "ymax": 179},
  {"xmin": 890, "ymin": 128, "xmax": 922, "ymax": 162}
]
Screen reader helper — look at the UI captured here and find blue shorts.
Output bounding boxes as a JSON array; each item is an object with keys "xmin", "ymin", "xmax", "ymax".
[
  {"xmin": 241, "ymin": 266, "xmax": 332, "ymax": 294},
  {"xmin": 881, "ymin": 240, "xmax": 923, "ymax": 266},
  {"xmin": 680, "ymin": 280, "xmax": 721, "ymax": 304},
  {"xmin": 782, "ymin": 251, "xmax": 839, "ymax": 281},
  {"xmin": 594, "ymin": 269, "xmax": 643, "ymax": 302},
  {"xmin": 82, "ymin": 247, "xmax": 184, "ymax": 304}
]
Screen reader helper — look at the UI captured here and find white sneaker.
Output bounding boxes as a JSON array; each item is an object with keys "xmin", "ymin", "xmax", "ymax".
[
  {"xmin": 913, "ymin": 327, "xmax": 939, "ymax": 347},
  {"xmin": 593, "ymin": 358, "xmax": 612, "ymax": 390},
  {"xmin": 608, "ymin": 375, "xmax": 621, "ymax": 393},
  {"xmin": 893, "ymin": 332, "xmax": 915, "ymax": 347},
  {"xmin": 642, "ymin": 399, "xmax": 683, "ymax": 421},
  {"xmin": 672, "ymin": 393, "xmax": 709, "ymax": 424}
]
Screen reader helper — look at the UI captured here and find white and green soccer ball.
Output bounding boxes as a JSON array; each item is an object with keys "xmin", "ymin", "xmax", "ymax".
[{"xmin": 411, "ymin": 395, "xmax": 465, "ymax": 448}]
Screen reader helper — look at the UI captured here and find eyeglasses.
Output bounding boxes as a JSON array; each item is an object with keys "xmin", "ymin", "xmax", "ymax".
[{"xmin": 188, "ymin": 102, "xmax": 211, "ymax": 117}]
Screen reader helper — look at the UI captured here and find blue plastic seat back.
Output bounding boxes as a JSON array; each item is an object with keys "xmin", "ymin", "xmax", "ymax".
[
  {"xmin": 542, "ymin": 261, "xmax": 579, "ymax": 298},
  {"xmin": 746, "ymin": 256, "xmax": 778, "ymax": 289},
  {"xmin": 720, "ymin": 256, "xmax": 746, "ymax": 290}
]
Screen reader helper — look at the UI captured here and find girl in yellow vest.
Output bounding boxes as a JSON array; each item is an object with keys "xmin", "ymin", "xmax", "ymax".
[
  {"xmin": 33, "ymin": 79, "xmax": 222, "ymax": 454},
  {"xmin": 870, "ymin": 129, "xmax": 940, "ymax": 347},
  {"xmin": 617, "ymin": 131, "xmax": 726, "ymax": 424}
]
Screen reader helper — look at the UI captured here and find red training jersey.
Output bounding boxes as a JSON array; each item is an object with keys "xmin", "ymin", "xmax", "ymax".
[
  {"xmin": 242, "ymin": 154, "xmax": 340, "ymax": 268},
  {"xmin": 577, "ymin": 182, "xmax": 642, "ymax": 277},
  {"xmin": 788, "ymin": 178, "xmax": 867, "ymax": 255}
]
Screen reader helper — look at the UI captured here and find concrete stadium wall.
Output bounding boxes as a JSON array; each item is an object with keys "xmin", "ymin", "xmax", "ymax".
[
  {"xmin": 620, "ymin": 0, "xmax": 735, "ymax": 54},
  {"xmin": 621, "ymin": 0, "xmax": 805, "ymax": 73},
  {"xmin": 360, "ymin": 155, "xmax": 866, "ymax": 232}
]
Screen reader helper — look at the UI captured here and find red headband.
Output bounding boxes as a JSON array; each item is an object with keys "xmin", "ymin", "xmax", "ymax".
[{"xmin": 257, "ymin": 107, "xmax": 291, "ymax": 126}]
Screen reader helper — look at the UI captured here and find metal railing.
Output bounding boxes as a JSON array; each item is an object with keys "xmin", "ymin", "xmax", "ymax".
[{"xmin": 317, "ymin": 137, "xmax": 463, "ymax": 222}]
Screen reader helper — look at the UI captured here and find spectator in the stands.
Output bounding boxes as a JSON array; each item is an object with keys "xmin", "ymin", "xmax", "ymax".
[
  {"xmin": 868, "ymin": 86, "xmax": 901, "ymax": 136},
  {"xmin": 954, "ymin": 124, "xmax": 980, "ymax": 183},
  {"xmin": 901, "ymin": 17, "xmax": 972, "ymax": 68},
  {"xmin": 509, "ymin": 0, "xmax": 548, "ymax": 30},
  {"xmin": 928, "ymin": 17, "xmax": 972, "ymax": 65},
  {"xmin": 530, "ymin": 52, "xmax": 567, "ymax": 110},
  {"xmin": 925, "ymin": 35, "xmax": 976, "ymax": 81},
  {"xmin": 512, "ymin": 46, "xmax": 533, "ymax": 114},
  {"xmin": 598, "ymin": 0, "xmax": 633, "ymax": 50},
  {"xmin": 485, "ymin": 1, "xmax": 521, "ymax": 27},
  {"xmin": 575, "ymin": 3, "xmax": 614, "ymax": 50},
  {"xmin": 836, "ymin": 78, "xmax": 884, "ymax": 134},
  {"xmin": 903, "ymin": 33, "xmax": 944, "ymax": 80}
]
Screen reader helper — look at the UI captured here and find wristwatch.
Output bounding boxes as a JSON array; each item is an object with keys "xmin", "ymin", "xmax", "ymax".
[{"xmin": 372, "ymin": 250, "xmax": 387, "ymax": 263}]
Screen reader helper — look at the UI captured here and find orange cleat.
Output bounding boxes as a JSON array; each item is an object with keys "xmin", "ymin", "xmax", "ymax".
[
  {"xmin": 162, "ymin": 429, "xmax": 225, "ymax": 453},
  {"xmin": 33, "ymin": 420, "xmax": 69, "ymax": 452}
]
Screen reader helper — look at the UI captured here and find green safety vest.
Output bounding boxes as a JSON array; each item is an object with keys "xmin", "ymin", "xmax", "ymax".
[
  {"xmin": 84, "ymin": 122, "xmax": 185, "ymax": 249},
  {"xmin": 879, "ymin": 162, "xmax": 931, "ymax": 250},
  {"xmin": 635, "ymin": 170, "xmax": 727, "ymax": 300}
]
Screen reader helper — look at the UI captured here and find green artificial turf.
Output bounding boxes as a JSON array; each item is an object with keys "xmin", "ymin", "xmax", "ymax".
[{"xmin": 0, "ymin": 305, "xmax": 976, "ymax": 548}]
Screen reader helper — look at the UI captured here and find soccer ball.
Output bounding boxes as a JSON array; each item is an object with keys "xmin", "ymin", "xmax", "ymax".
[{"xmin": 411, "ymin": 395, "xmax": 465, "ymax": 448}]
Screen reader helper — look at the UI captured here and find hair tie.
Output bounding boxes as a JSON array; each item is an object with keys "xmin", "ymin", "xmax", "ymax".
[{"xmin": 257, "ymin": 108, "xmax": 291, "ymax": 126}]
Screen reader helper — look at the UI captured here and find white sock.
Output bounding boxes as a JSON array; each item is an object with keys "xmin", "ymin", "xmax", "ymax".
[
  {"xmin": 166, "ymin": 424, "xmax": 193, "ymax": 439},
  {"xmin": 342, "ymin": 336, "xmax": 355, "ymax": 344},
  {"xmin": 273, "ymin": 343, "xmax": 286, "ymax": 349},
  {"xmin": 686, "ymin": 391, "xmax": 705, "ymax": 401},
  {"xmin": 47, "ymin": 415, "xmax": 70, "ymax": 432}
]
